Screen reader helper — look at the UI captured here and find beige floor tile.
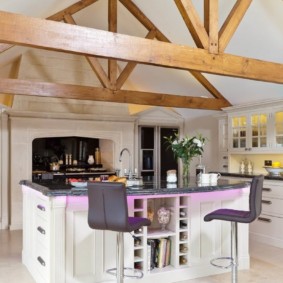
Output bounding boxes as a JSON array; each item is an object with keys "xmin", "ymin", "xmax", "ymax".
[{"xmin": 0, "ymin": 230, "xmax": 283, "ymax": 283}]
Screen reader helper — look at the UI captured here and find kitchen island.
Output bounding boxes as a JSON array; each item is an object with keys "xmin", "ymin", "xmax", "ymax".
[{"xmin": 21, "ymin": 178, "xmax": 250, "ymax": 283}]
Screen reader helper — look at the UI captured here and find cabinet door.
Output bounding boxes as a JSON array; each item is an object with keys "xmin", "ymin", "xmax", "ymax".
[
  {"xmin": 229, "ymin": 112, "xmax": 269, "ymax": 152},
  {"xmin": 273, "ymin": 111, "xmax": 283, "ymax": 149},
  {"xmin": 250, "ymin": 113, "xmax": 268, "ymax": 150},
  {"xmin": 229, "ymin": 115, "xmax": 248, "ymax": 151},
  {"xmin": 218, "ymin": 118, "xmax": 228, "ymax": 152}
]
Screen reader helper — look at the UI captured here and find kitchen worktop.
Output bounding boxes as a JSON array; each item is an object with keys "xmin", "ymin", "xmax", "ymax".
[
  {"xmin": 20, "ymin": 177, "xmax": 250, "ymax": 197},
  {"xmin": 218, "ymin": 172, "xmax": 283, "ymax": 181}
]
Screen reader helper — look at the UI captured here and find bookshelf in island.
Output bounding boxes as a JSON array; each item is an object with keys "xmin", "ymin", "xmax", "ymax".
[{"xmin": 21, "ymin": 178, "xmax": 250, "ymax": 283}]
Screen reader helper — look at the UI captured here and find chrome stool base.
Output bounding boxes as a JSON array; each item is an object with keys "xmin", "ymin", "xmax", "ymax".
[
  {"xmin": 210, "ymin": 256, "xmax": 234, "ymax": 269},
  {"xmin": 107, "ymin": 267, "xmax": 143, "ymax": 279},
  {"xmin": 106, "ymin": 232, "xmax": 144, "ymax": 283},
  {"xmin": 209, "ymin": 222, "xmax": 238, "ymax": 283}
]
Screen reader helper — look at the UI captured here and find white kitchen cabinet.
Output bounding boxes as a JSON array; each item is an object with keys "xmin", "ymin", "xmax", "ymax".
[
  {"xmin": 270, "ymin": 110, "xmax": 283, "ymax": 149},
  {"xmin": 22, "ymin": 185, "xmax": 250, "ymax": 283},
  {"xmin": 228, "ymin": 111, "xmax": 271, "ymax": 153},
  {"xmin": 22, "ymin": 186, "xmax": 66, "ymax": 283},
  {"xmin": 217, "ymin": 116, "xmax": 229, "ymax": 172},
  {"xmin": 220, "ymin": 101, "xmax": 283, "ymax": 154},
  {"xmin": 250, "ymin": 180, "xmax": 283, "ymax": 248}
]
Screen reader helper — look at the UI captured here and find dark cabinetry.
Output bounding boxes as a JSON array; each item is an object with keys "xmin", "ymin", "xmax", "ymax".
[{"xmin": 139, "ymin": 126, "xmax": 178, "ymax": 181}]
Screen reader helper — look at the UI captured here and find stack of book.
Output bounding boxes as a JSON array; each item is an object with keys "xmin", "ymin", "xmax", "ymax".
[{"xmin": 147, "ymin": 238, "xmax": 171, "ymax": 270}]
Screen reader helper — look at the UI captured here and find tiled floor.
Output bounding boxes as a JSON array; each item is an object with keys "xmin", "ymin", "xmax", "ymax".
[{"xmin": 1, "ymin": 230, "xmax": 283, "ymax": 283}]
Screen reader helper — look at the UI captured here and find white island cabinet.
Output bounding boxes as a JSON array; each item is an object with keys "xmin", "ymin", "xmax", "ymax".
[{"xmin": 21, "ymin": 182, "xmax": 250, "ymax": 283}]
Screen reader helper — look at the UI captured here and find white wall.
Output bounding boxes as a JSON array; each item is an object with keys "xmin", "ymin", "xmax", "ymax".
[{"xmin": 176, "ymin": 109, "xmax": 220, "ymax": 175}]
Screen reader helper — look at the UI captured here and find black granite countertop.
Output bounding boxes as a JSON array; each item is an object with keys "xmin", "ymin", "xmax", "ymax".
[
  {"xmin": 218, "ymin": 172, "xmax": 283, "ymax": 181},
  {"xmin": 20, "ymin": 178, "xmax": 250, "ymax": 197}
]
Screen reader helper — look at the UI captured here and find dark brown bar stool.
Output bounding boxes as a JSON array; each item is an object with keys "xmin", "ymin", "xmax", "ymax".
[
  {"xmin": 204, "ymin": 175, "xmax": 264, "ymax": 283},
  {"xmin": 87, "ymin": 182, "xmax": 151, "ymax": 283}
]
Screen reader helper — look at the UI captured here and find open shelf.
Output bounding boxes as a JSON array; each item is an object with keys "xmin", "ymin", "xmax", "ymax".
[{"xmin": 147, "ymin": 228, "xmax": 176, "ymax": 239}]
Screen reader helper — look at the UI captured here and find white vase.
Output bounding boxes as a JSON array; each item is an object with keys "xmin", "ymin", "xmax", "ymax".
[{"xmin": 88, "ymin": 155, "xmax": 94, "ymax": 165}]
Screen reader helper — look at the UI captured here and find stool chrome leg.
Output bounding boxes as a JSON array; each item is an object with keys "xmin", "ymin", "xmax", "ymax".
[
  {"xmin": 117, "ymin": 232, "xmax": 124, "ymax": 283},
  {"xmin": 209, "ymin": 221, "xmax": 238, "ymax": 283},
  {"xmin": 107, "ymin": 232, "xmax": 143, "ymax": 282},
  {"xmin": 231, "ymin": 222, "xmax": 238, "ymax": 283}
]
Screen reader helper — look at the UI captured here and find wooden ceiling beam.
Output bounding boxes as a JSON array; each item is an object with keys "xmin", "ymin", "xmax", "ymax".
[
  {"xmin": 47, "ymin": 0, "xmax": 99, "ymax": 21},
  {"xmin": 174, "ymin": 0, "xmax": 209, "ymax": 49},
  {"xmin": 119, "ymin": 0, "xmax": 169, "ymax": 42},
  {"xmin": 63, "ymin": 13, "xmax": 111, "ymax": 88},
  {"xmin": 204, "ymin": 0, "xmax": 219, "ymax": 54},
  {"xmin": 0, "ymin": 78, "xmax": 230, "ymax": 110},
  {"xmin": 0, "ymin": 0, "xmax": 98, "ymax": 54},
  {"xmin": 1, "ymin": 11, "xmax": 282, "ymax": 84},
  {"xmin": 189, "ymin": 71, "xmax": 229, "ymax": 103},
  {"xmin": 0, "ymin": 43, "xmax": 13, "ymax": 53},
  {"xmin": 108, "ymin": 0, "xmax": 118, "ymax": 89},
  {"xmin": 219, "ymin": 0, "xmax": 253, "ymax": 52},
  {"xmin": 116, "ymin": 29, "xmax": 157, "ymax": 90},
  {"xmin": 119, "ymin": 0, "xmax": 229, "ymax": 102}
]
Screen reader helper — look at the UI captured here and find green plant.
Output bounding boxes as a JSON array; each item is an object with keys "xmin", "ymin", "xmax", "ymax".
[{"xmin": 164, "ymin": 133, "xmax": 207, "ymax": 161}]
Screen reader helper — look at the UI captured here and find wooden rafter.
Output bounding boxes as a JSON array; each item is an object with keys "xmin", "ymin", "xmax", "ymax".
[
  {"xmin": 0, "ymin": 43, "xmax": 13, "ymax": 53},
  {"xmin": 63, "ymin": 13, "xmax": 111, "ymax": 88},
  {"xmin": 176, "ymin": 0, "xmax": 219, "ymax": 53},
  {"xmin": 116, "ymin": 29, "xmax": 157, "ymax": 90},
  {"xmin": 0, "ymin": 11, "xmax": 282, "ymax": 84},
  {"xmin": 0, "ymin": 0, "xmax": 99, "ymax": 54},
  {"xmin": 175, "ymin": 0, "xmax": 209, "ymax": 49},
  {"xmin": 206, "ymin": 0, "xmax": 219, "ymax": 54},
  {"xmin": 0, "ymin": 78, "xmax": 230, "ymax": 110},
  {"xmin": 108, "ymin": 0, "xmax": 118, "ymax": 89},
  {"xmin": 219, "ymin": 0, "xmax": 253, "ymax": 52},
  {"xmin": 47, "ymin": 0, "xmax": 99, "ymax": 21},
  {"xmin": 119, "ymin": 0, "xmax": 230, "ymax": 104}
]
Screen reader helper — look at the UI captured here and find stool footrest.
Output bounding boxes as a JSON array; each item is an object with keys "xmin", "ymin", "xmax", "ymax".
[
  {"xmin": 107, "ymin": 267, "xmax": 143, "ymax": 279},
  {"xmin": 210, "ymin": 256, "xmax": 235, "ymax": 269}
]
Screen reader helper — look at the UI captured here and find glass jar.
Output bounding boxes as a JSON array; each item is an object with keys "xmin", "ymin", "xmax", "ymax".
[{"xmin": 166, "ymin": 169, "xmax": 177, "ymax": 183}]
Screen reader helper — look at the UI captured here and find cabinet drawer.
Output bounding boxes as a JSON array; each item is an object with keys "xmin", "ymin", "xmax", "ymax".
[
  {"xmin": 250, "ymin": 214, "xmax": 283, "ymax": 239},
  {"xmin": 35, "ymin": 217, "xmax": 49, "ymax": 247},
  {"xmin": 35, "ymin": 200, "xmax": 49, "ymax": 221},
  {"xmin": 261, "ymin": 197, "xmax": 283, "ymax": 215},
  {"xmin": 35, "ymin": 242, "xmax": 50, "ymax": 280},
  {"xmin": 262, "ymin": 182, "xmax": 283, "ymax": 198}
]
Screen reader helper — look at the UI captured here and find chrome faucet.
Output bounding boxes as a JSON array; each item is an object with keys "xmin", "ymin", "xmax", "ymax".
[{"xmin": 119, "ymin": 148, "xmax": 133, "ymax": 179}]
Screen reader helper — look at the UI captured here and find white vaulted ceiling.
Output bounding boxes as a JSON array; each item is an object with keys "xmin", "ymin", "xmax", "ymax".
[{"xmin": 0, "ymin": 0, "xmax": 282, "ymax": 110}]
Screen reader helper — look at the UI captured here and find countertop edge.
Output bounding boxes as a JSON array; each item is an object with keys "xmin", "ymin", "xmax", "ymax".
[{"xmin": 20, "ymin": 179, "xmax": 251, "ymax": 197}]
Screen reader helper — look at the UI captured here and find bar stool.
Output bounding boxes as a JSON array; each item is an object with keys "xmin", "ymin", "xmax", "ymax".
[
  {"xmin": 87, "ymin": 182, "xmax": 151, "ymax": 283},
  {"xmin": 204, "ymin": 175, "xmax": 264, "ymax": 283}
]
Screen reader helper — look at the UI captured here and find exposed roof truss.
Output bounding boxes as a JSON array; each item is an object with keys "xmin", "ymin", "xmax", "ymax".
[{"xmin": 0, "ymin": 0, "xmax": 282, "ymax": 110}]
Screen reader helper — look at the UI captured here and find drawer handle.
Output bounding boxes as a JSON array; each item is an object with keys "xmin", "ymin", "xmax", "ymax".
[
  {"xmin": 37, "ymin": 204, "xmax": 46, "ymax": 211},
  {"xmin": 262, "ymin": 187, "xmax": 271, "ymax": 192},
  {"xmin": 258, "ymin": 217, "xmax": 272, "ymax": 223},
  {"xmin": 261, "ymin": 200, "xmax": 272, "ymax": 205},
  {"xmin": 223, "ymin": 165, "xmax": 228, "ymax": 168},
  {"xmin": 37, "ymin": 226, "xmax": 46, "ymax": 235},
  {"xmin": 223, "ymin": 156, "xmax": 228, "ymax": 160},
  {"xmin": 37, "ymin": 256, "xmax": 46, "ymax": 266}
]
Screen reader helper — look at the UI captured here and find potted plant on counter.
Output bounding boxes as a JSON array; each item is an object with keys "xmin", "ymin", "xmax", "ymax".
[{"xmin": 164, "ymin": 133, "xmax": 207, "ymax": 185}]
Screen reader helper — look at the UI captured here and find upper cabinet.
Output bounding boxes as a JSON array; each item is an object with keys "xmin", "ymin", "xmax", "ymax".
[
  {"xmin": 228, "ymin": 111, "xmax": 270, "ymax": 152},
  {"xmin": 223, "ymin": 100, "xmax": 283, "ymax": 154},
  {"xmin": 273, "ymin": 111, "xmax": 283, "ymax": 149}
]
